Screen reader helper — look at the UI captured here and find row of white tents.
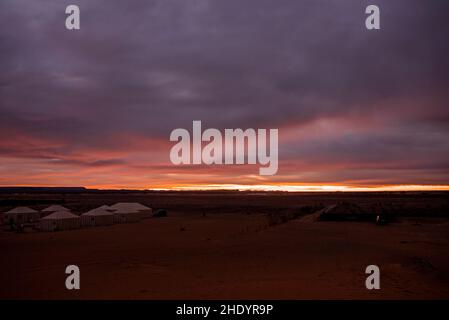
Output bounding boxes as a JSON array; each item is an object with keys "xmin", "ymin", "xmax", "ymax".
[{"xmin": 2, "ymin": 203, "xmax": 153, "ymax": 232}]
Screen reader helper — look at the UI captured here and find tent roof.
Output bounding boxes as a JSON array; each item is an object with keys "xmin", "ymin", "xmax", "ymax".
[
  {"xmin": 97, "ymin": 205, "xmax": 112, "ymax": 210},
  {"xmin": 110, "ymin": 202, "xmax": 151, "ymax": 212},
  {"xmin": 5, "ymin": 206, "xmax": 38, "ymax": 214},
  {"xmin": 42, "ymin": 205, "xmax": 70, "ymax": 212},
  {"xmin": 113, "ymin": 209, "xmax": 140, "ymax": 214},
  {"xmin": 42, "ymin": 211, "xmax": 79, "ymax": 220},
  {"xmin": 82, "ymin": 208, "xmax": 114, "ymax": 216}
]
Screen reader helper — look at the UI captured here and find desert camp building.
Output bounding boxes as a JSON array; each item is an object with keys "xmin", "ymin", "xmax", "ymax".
[
  {"xmin": 81, "ymin": 208, "xmax": 114, "ymax": 227},
  {"xmin": 112, "ymin": 209, "xmax": 141, "ymax": 223},
  {"xmin": 110, "ymin": 202, "xmax": 152, "ymax": 219},
  {"xmin": 96, "ymin": 205, "xmax": 114, "ymax": 211},
  {"xmin": 40, "ymin": 211, "xmax": 81, "ymax": 232},
  {"xmin": 4, "ymin": 207, "xmax": 40, "ymax": 224},
  {"xmin": 42, "ymin": 205, "xmax": 70, "ymax": 214}
]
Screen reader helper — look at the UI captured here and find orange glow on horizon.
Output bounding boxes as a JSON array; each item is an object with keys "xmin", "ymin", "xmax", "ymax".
[{"xmin": 83, "ymin": 183, "xmax": 449, "ymax": 192}]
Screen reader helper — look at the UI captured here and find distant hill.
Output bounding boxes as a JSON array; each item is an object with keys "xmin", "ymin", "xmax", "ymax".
[{"xmin": 0, "ymin": 187, "xmax": 89, "ymax": 194}]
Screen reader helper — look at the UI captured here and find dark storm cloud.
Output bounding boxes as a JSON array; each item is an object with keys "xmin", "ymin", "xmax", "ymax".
[{"xmin": 1, "ymin": 0, "xmax": 449, "ymax": 185}]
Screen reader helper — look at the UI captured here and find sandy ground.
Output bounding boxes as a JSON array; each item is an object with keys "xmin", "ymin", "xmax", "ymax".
[{"xmin": 1, "ymin": 211, "xmax": 449, "ymax": 300}]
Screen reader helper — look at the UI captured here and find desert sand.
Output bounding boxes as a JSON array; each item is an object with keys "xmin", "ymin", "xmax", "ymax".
[{"xmin": 1, "ymin": 191, "xmax": 449, "ymax": 300}]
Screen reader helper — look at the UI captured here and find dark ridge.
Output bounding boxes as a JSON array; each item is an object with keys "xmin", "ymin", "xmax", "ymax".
[
  {"xmin": 0, "ymin": 187, "xmax": 88, "ymax": 194},
  {"xmin": 0, "ymin": 199, "xmax": 63, "ymax": 206}
]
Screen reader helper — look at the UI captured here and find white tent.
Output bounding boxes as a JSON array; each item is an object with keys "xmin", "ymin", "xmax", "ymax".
[
  {"xmin": 96, "ymin": 205, "xmax": 114, "ymax": 211},
  {"xmin": 40, "ymin": 211, "xmax": 80, "ymax": 232},
  {"xmin": 42, "ymin": 205, "xmax": 70, "ymax": 212},
  {"xmin": 109, "ymin": 202, "xmax": 151, "ymax": 211},
  {"xmin": 4, "ymin": 207, "xmax": 40, "ymax": 224},
  {"xmin": 6, "ymin": 206, "xmax": 37, "ymax": 214},
  {"xmin": 81, "ymin": 208, "xmax": 114, "ymax": 227},
  {"xmin": 112, "ymin": 209, "xmax": 141, "ymax": 223},
  {"xmin": 109, "ymin": 202, "xmax": 152, "ymax": 219}
]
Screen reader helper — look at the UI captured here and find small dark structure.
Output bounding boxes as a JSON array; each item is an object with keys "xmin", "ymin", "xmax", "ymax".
[
  {"xmin": 153, "ymin": 209, "xmax": 167, "ymax": 217},
  {"xmin": 375, "ymin": 214, "xmax": 389, "ymax": 225}
]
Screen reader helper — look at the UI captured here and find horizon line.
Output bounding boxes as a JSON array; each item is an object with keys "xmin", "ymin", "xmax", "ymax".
[{"xmin": 2, "ymin": 184, "xmax": 449, "ymax": 192}]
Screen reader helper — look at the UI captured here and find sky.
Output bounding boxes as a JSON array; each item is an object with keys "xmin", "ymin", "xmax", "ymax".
[{"xmin": 1, "ymin": 0, "xmax": 449, "ymax": 190}]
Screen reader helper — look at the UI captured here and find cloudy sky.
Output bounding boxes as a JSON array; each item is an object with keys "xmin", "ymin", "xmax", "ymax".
[{"xmin": 1, "ymin": 0, "xmax": 448, "ymax": 190}]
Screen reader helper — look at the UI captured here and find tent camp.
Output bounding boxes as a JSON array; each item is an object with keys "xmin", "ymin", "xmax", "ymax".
[
  {"xmin": 4, "ymin": 207, "xmax": 40, "ymax": 224},
  {"xmin": 81, "ymin": 208, "xmax": 114, "ymax": 227},
  {"xmin": 109, "ymin": 202, "xmax": 152, "ymax": 219},
  {"xmin": 112, "ymin": 209, "xmax": 141, "ymax": 223},
  {"xmin": 42, "ymin": 205, "xmax": 70, "ymax": 213},
  {"xmin": 40, "ymin": 211, "xmax": 80, "ymax": 232}
]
